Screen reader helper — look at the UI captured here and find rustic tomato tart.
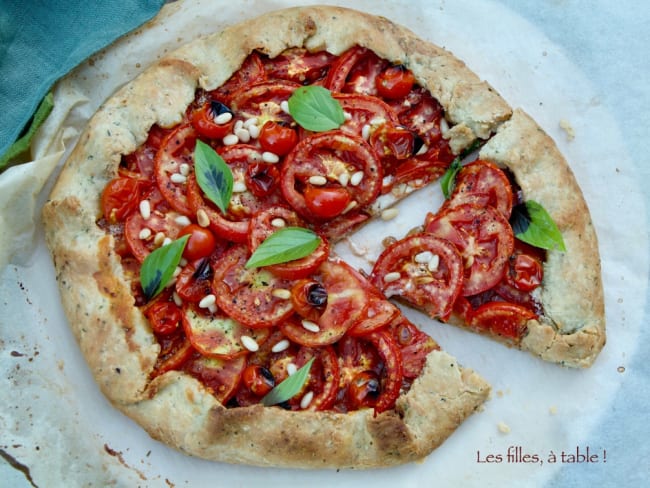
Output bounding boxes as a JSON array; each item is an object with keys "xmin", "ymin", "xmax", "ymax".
[{"xmin": 42, "ymin": 5, "xmax": 604, "ymax": 468}]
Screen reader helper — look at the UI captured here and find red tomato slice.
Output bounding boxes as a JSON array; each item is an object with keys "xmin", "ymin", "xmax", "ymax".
[
  {"xmin": 470, "ymin": 301, "xmax": 537, "ymax": 340},
  {"xmin": 336, "ymin": 331, "xmax": 403, "ymax": 414},
  {"xmin": 371, "ymin": 234, "xmax": 464, "ymax": 321},
  {"xmin": 334, "ymin": 93, "xmax": 400, "ymax": 135},
  {"xmin": 340, "ymin": 49, "xmax": 388, "ymax": 95},
  {"xmin": 248, "ymin": 206, "xmax": 330, "ymax": 279},
  {"xmin": 101, "ymin": 177, "xmax": 151, "ymax": 223},
  {"xmin": 184, "ymin": 353, "xmax": 246, "ymax": 404},
  {"xmin": 212, "ymin": 244, "xmax": 295, "ymax": 328},
  {"xmin": 388, "ymin": 316, "xmax": 439, "ymax": 379},
  {"xmin": 187, "ymin": 144, "xmax": 283, "ymax": 243},
  {"xmin": 124, "ymin": 204, "xmax": 186, "ymax": 262},
  {"xmin": 281, "ymin": 131, "xmax": 382, "ymax": 221},
  {"xmin": 390, "ymin": 87, "xmax": 445, "ymax": 146},
  {"xmin": 151, "ymin": 327, "xmax": 194, "ymax": 378},
  {"xmin": 446, "ymin": 160, "xmax": 514, "ymax": 218},
  {"xmin": 286, "ymin": 346, "xmax": 339, "ymax": 411},
  {"xmin": 182, "ymin": 303, "xmax": 270, "ymax": 359},
  {"xmin": 424, "ymin": 204, "xmax": 515, "ymax": 296},
  {"xmin": 263, "ymin": 48, "xmax": 337, "ymax": 84},
  {"xmin": 348, "ymin": 288, "xmax": 400, "ymax": 336},
  {"xmin": 280, "ymin": 260, "xmax": 370, "ymax": 346},
  {"xmin": 392, "ymin": 144, "xmax": 455, "ymax": 187},
  {"xmin": 324, "ymin": 46, "xmax": 370, "ymax": 92},
  {"xmin": 376, "ymin": 65, "xmax": 416, "ymax": 99},
  {"xmin": 154, "ymin": 124, "xmax": 196, "ymax": 215},
  {"xmin": 121, "ymin": 124, "xmax": 169, "ymax": 178},
  {"xmin": 210, "ymin": 52, "xmax": 267, "ymax": 103},
  {"xmin": 230, "ymin": 80, "xmax": 300, "ymax": 126},
  {"xmin": 505, "ymin": 246, "xmax": 544, "ymax": 292}
]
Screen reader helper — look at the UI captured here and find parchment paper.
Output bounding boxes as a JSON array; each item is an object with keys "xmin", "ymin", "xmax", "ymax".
[{"xmin": 1, "ymin": 1, "xmax": 648, "ymax": 486}]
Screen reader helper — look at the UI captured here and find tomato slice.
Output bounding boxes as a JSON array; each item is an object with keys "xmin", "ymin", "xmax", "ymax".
[
  {"xmin": 336, "ymin": 331, "xmax": 403, "ymax": 414},
  {"xmin": 101, "ymin": 177, "xmax": 151, "ymax": 223},
  {"xmin": 212, "ymin": 244, "xmax": 295, "ymax": 328},
  {"xmin": 182, "ymin": 303, "xmax": 271, "ymax": 359},
  {"xmin": 504, "ymin": 242, "xmax": 544, "ymax": 292},
  {"xmin": 280, "ymin": 260, "xmax": 370, "ymax": 346},
  {"xmin": 151, "ymin": 327, "xmax": 194, "ymax": 378},
  {"xmin": 187, "ymin": 144, "xmax": 283, "ymax": 242},
  {"xmin": 263, "ymin": 48, "xmax": 337, "ymax": 84},
  {"xmin": 339, "ymin": 49, "xmax": 388, "ymax": 95},
  {"xmin": 124, "ymin": 199, "xmax": 187, "ymax": 262},
  {"xmin": 445, "ymin": 160, "xmax": 514, "ymax": 218},
  {"xmin": 284, "ymin": 346, "xmax": 339, "ymax": 411},
  {"xmin": 390, "ymin": 87, "xmax": 445, "ymax": 146},
  {"xmin": 154, "ymin": 124, "xmax": 197, "ymax": 215},
  {"xmin": 388, "ymin": 316, "xmax": 439, "ymax": 379},
  {"xmin": 424, "ymin": 204, "xmax": 515, "ymax": 296},
  {"xmin": 230, "ymin": 80, "xmax": 300, "ymax": 126},
  {"xmin": 371, "ymin": 234, "xmax": 464, "ymax": 321},
  {"xmin": 348, "ymin": 288, "xmax": 400, "ymax": 336},
  {"xmin": 281, "ymin": 131, "xmax": 382, "ymax": 221},
  {"xmin": 334, "ymin": 93, "xmax": 400, "ymax": 135},
  {"xmin": 184, "ymin": 353, "xmax": 246, "ymax": 404},
  {"xmin": 470, "ymin": 301, "xmax": 537, "ymax": 340},
  {"xmin": 248, "ymin": 206, "xmax": 330, "ymax": 279},
  {"xmin": 391, "ymin": 144, "xmax": 455, "ymax": 188},
  {"xmin": 210, "ymin": 51, "xmax": 267, "ymax": 103},
  {"xmin": 324, "ymin": 46, "xmax": 370, "ymax": 92}
]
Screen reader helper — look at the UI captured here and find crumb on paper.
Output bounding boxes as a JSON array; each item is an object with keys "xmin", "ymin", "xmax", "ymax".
[
  {"xmin": 497, "ymin": 421, "xmax": 511, "ymax": 434},
  {"xmin": 559, "ymin": 119, "xmax": 575, "ymax": 141},
  {"xmin": 344, "ymin": 237, "xmax": 368, "ymax": 257},
  {"xmin": 549, "ymin": 405, "xmax": 558, "ymax": 415}
]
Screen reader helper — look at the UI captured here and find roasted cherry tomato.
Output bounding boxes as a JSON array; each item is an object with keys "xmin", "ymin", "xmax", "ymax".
[
  {"xmin": 144, "ymin": 300, "xmax": 182, "ymax": 335},
  {"xmin": 281, "ymin": 131, "xmax": 382, "ymax": 221},
  {"xmin": 154, "ymin": 124, "xmax": 197, "ymax": 215},
  {"xmin": 424, "ymin": 204, "xmax": 515, "ymax": 296},
  {"xmin": 182, "ymin": 303, "xmax": 270, "ymax": 359},
  {"xmin": 290, "ymin": 278, "xmax": 328, "ymax": 322},
  {"xmin": 371, "ymin": 234, "xmax": 464, "ymax": 321},
  {"xmin": 248, "ymin": 206, "xmax": 330, "ymax": 279},
  {"xmin": 280, "ymin": 260, "xmax": 370, "ymax": 347},
  {"xmin": 445, "ymin": 160, "xmax": 514, "ymax": 218},
  {"xmin": 241, "ymin": 364, "xmax": 275, "ymax": 397},
  {"xmin": 376, "ymin": 65, "xmax": 416, "ymax": 99},
  {"xmin": 245, "ymin": 162, "xmax": 281, "ymax": 198},
  {"xmin": 507, "ymin": 252, "xmax": 544, "ymax": 292},
  {"xmin": 178, "ymin": 224, "xmax": 219, "ymax": 261},
  {"xmin": 189, "ymin": 99, "xmax": 234, "ymax": 140},
  {"xmin": 263, "ymin": 47, "xmax": 337, "ymax": 84},
  {"xmin": 212, "ymin": 244, "xmax": 295, "ymax": 328},
  {"xmin": 470, "ymin": 301, "xmax": 537, "ymax": 340},
  {"xmin": 184, "ymin": 353, "xmax": 246, "ymax": 404},
  {"xmin": 258, "ymin": 121, "xmax": 298, "ymax": 156},
  {"xmin": 101, "ymin": 177, "xmax": 150, "ymax": 223}
]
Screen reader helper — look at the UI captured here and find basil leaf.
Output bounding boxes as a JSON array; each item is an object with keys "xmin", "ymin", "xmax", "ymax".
[
  {"xmin": 288, "ymin": 86, "xmax": 345, "ymax": 132},
  {"xmin": 440, "ymin": 157, "xmax": 462, "ymax": 199},
  {"xmin": 140, "ymin": 235, "xmax": 189, "ymax": 300},
  {"xmin": 245, "ymin": 227, "xmax": 321, "ymax": 269},
  {"xmin": 194, "ymin": 139, "xmax": 233, "ymax": 213},
  {"xmin": 511, "ymin": 200, "xmax": 566, "ymax": 252},
  {"xmin": 262, "ymin": 358, "xmax": 315, "ymax": 406}
]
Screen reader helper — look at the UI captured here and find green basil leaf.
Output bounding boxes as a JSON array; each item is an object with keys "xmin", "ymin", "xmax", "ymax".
[
  {"xmin": 1, "ymin": 92, "xmax": 54, "ymax": 171},
  {"xmin": 194, "ymin": 139, "xmax": 233, "ymax": 213},
  {"xmin": 245, "ymin": 227, "xmax": 321, "ymax": 269},
  {"xmin": 140, "ymin": 235, "xmax": 189, "ymax": 300},
  {"xmin": 288, "ymin": 86, "xmax": 345, "ymax": 132},
  {"xmin": 262, "ymin": 357, "xmax": 315, "ymax": 406},
  {"xmin": 440, "ymin": 157, "xmax": 463, "ymax": 199},
  {"xmin": 511, "ymin": 200, "xmax": 566, "ymax": 252}
]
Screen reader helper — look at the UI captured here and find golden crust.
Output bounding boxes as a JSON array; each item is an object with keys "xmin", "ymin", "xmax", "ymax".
[
  {"xmin": 41, "ymin": 4, "xmax": 602, "ymax": 468},
  {"xmin": 479, "ymin": 109, "xmax": 605, "ymax": 367}
]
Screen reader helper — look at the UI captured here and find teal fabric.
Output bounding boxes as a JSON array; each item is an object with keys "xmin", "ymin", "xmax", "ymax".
[{"xmin": 0, "ymin": 0, "xmax": 166, "ymax": 157}]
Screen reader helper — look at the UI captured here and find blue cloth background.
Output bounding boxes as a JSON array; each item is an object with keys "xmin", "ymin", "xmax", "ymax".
[{"xmin": 0, "ymin": 0, "xmax": 166, "ymax": 157}]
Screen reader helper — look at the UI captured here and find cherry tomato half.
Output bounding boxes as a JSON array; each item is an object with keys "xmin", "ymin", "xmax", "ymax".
[
  {"xmin": 101, "ymin": 177, "xmax": 150, "ymax": 223},
  {"xmin": 178, "ymin": 224, "xmax": 219, "ymax": 261},
  {"xmin": 303, "ymin": 187, "xmax": 352, "ymax": 220},
  {"xmin": 144, "ymin": 300, "xmax": 182, "ymax": 335},
  {"xmin": 189, "ymin": 100, "xmax": 235, "ymax": 140},
  {"xmin": 258, "ymin": 121, "xmax": 298, "ymax": 156},
  {"xmin": 376, "ymin": 65, "xmax": 416, "ymax": 99}
]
